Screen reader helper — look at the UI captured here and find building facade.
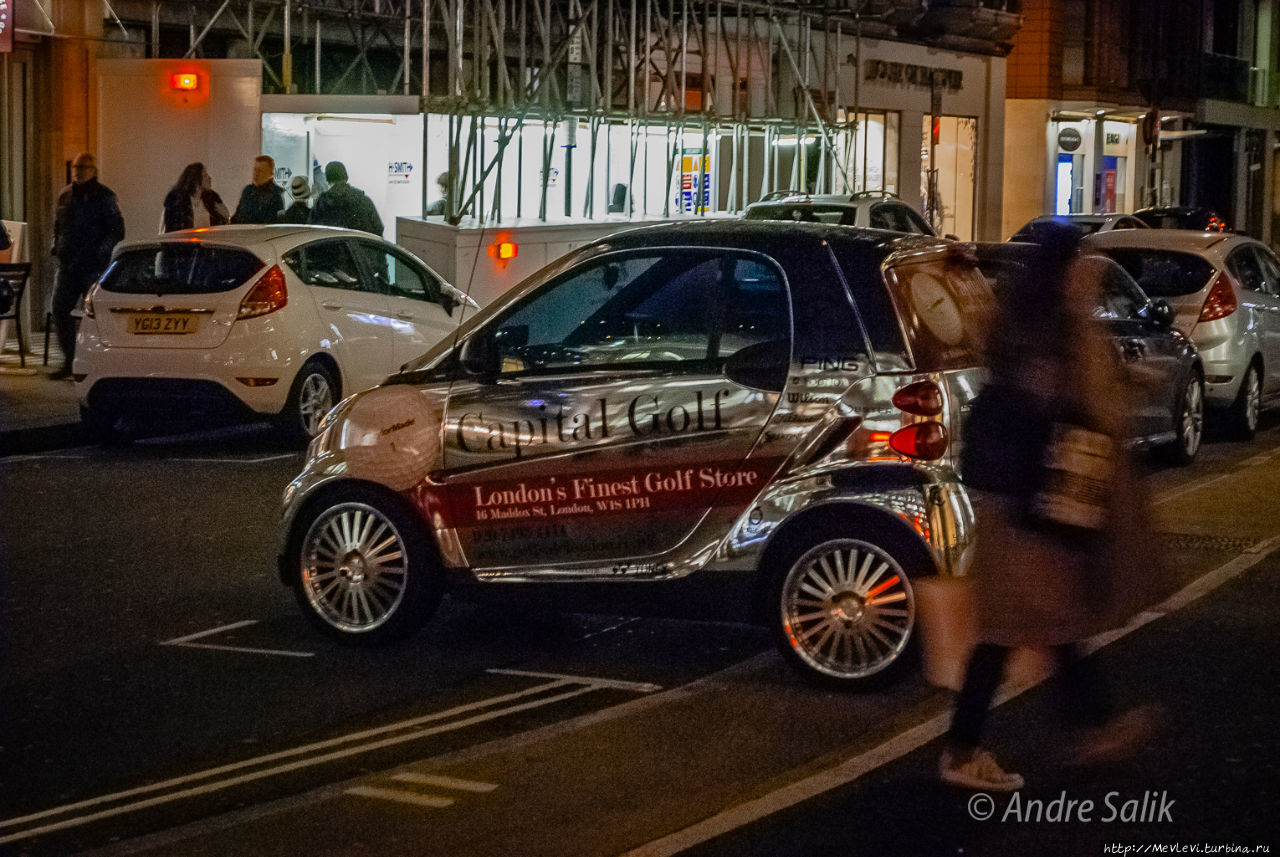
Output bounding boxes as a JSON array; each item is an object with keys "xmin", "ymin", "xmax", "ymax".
[{"xmin": 1002, "ymin": 0, "xmax": 1280, "ymax": 243}]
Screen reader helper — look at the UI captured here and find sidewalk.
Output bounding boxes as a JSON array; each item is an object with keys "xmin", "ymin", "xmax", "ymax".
[{"xmin": 0, "ymin": 334, "xmax": 85, "ymax": 454}]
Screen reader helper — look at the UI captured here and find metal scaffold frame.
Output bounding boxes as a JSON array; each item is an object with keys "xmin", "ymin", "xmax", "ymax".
[{"xmin": 114, "ymin": 0, "xmax": 927, "ymax": 222}]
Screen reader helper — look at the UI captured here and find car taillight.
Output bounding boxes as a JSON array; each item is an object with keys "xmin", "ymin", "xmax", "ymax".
[
  {"xmin": 1198, "ymin": 272, "xmax": 1237, "ymax": 322},
  {"xmin": 237, "ymin": 265, "xmax": 288, "ymax": 320},
  {"xmin": 889, "ymin": 422, "xmax": 949, "ymax": 460},
  {"xmin": 892, "ymin": 380, "xmax": 944, "ymax": 416}
]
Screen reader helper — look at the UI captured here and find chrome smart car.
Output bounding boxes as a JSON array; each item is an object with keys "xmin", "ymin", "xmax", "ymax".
[{"xmin": 277, "ymin": 221, "xmax": 994, "ymax": 689}]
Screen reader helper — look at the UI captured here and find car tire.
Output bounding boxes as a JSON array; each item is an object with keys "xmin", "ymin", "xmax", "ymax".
[
  {"xmin": 280, "ymin": 359, "xmax": 338, "ymax": 441},
  {"xmin": 1159, "ymin": 371, "xmax": 1204, "ymax": 466},
  {"xmin": 1227, "ymin": 362, "xmax": 1261, "ymax": 441},
  {"xmin": 768, "ymin": 526, "xmax": 923, "ymax": 691},
  {"xmin": 79, "ymin": 404, "xmax": 134, "ymax": 445},
  {"xmin": 288, "ymin": 484, "xmax": 442, "ymax": 645}
]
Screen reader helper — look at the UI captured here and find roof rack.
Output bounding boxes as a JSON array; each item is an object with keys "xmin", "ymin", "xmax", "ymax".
[
  {"xmin": 759, "ymin": 189, "xmax": 808, "ymax": 202},
  {"xmin": 849, "ymin": 190, "xmax": 899, "ymax": 201}
]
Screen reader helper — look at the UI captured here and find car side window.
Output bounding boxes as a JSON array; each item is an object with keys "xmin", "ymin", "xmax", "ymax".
[
  {"xmin": 1227, "ymin": 248, "xmax": 1266, "ymax": 293},
  {"xmin": 1097, "ymin": 264, "xmax": 1145, "ymax": 320},
  {"xmin": 1252, "ymin": 246, "xmax": 1280, "ymax": 296},
  {"xmin": 486, "ymin": 250, "xmax": 790, "ymax": 375},
  {"xmin": 352, "ymin": 242, "xmax": 441, "ymax": 304},
  {"xmin": 283, "ymin": 240, "xmax": 366, "ymax": 293}
]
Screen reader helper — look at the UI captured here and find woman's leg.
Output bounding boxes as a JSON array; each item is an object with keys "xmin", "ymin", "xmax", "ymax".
[{"xmin": 947, "ymin": 643, "xmax": 1011, "ymax": 752}]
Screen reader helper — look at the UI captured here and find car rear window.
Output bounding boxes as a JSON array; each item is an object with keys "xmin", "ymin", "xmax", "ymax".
[
  {"xmin": 101, "ymin": 245, "xmax": 265, "ymax": 294},
  {"xmin": 1094, "ymin": 248, "xmax": 1215, "ymax": 297},
  {"xmin": 745, "ymin": 204, "xmax": 856, "ymax": 226},
  {"xmin": 883, "ymin": 255, "xmax": 996, "ymax": 371}
]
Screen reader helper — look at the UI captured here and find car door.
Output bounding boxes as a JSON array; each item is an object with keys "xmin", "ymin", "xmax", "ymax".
[
  {"xmin": 283, "ymin": 238, "xmax": 394, "ymax": 394},
  {"xmin": 1224, "ymin": 245, "xmax": 1280, "ymax": 391},
  {"xmin": 1247, "ymin": 244, "xmax": 1280, "ymax": 396},
  {"xmin": 350, "ymin": 239, "xmax": 458, "ymax": 369},
  {"xmin": 1096, "ymin": 259, "xmax": 1181, "ymax": 439},
  {"xmin": 438, "ymin": 248, "xmax": 791, "ymax": 572}
]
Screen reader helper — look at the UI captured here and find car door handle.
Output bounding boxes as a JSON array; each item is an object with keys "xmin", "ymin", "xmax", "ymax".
[
  {"xmin": 396, "ymin": 311, "xmax": 416, "ymax": 320},
  {"xmin": 320, "ymin": 300, "xmax": 343, "ymax": 310}
]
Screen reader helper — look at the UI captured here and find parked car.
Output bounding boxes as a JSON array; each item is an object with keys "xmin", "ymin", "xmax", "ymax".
[
  {"xmin": 976, "ymin": 242, "xmax": 1204, "ymax": 464},
  {"xmin": 277, "ymin": 220, "xmax": 997, "ymax": 689},
  {"xmin": 1133, "ymin": 205, "xmax": 1229, "ymax": 232},
  {"xmin": 1084, "ymin": 229, "xmax": 1280, "ymax": 438},
  {"xmin": 744, "ymin": 190, "xmax": 937, "ymax": 236},
  {"xmin": 75, "ymin": 225, "xmax": 477, "ymax": 440},
  {"xmin": 1012, "ymin": 213, "xmax": 1149, "ymax": 240}
]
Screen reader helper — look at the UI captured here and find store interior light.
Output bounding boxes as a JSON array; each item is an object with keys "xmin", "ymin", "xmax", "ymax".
[{"xmin": 170, "ymin": 73, "xmax": 200, "ymax": 91}]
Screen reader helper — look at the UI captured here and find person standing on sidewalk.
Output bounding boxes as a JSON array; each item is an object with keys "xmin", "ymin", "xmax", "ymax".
[
  {"xmin": 51, "ymin": 152, "xmax": 124, "ymax": 379},
  {"xmin": 939, "ymin": 221, "xmax": 1165, "ymax": 791},
  {"xmin": 279, "ymin": 175, "xmax": 313, "ymax": 224},
  {"xmin": 160, "ymin": 162, "xmax": 230, "ymax": 232},
  {"xmin": 309, "ymin": 161, "xmax": 383, "ymax": 236},
  {"xmin": 230, "ymin": 155, "xmax": 286, "ymax": 225}
]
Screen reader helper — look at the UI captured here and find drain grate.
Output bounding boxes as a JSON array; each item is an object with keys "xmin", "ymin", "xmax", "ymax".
[{"xmin": 1160, "ymin": 532, "xmax": 1258, "ymax": 553}]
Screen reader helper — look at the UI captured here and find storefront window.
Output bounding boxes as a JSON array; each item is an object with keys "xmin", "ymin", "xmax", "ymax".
[
  {"xmin": 834, "ymin": 111, "xmax": 899, "ymax": 195},
  {"xmin": 921, "ymin": 115, "xmax": 977, "ymax": 240}
]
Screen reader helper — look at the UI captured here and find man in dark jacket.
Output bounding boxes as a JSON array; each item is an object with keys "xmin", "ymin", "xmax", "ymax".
[
  {"xmin": 51, "ymin": 152, "xmax": 124, "ymax": 378},
  {"xmin": 231, "ymin": 155, "xmax": 286, "ymax": 224},
  {"xmin": 309, "ymin": 161, "xmax": 383, "ymax": 236}
]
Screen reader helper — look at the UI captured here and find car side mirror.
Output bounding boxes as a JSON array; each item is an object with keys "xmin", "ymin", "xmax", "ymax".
[
  {"xmin": 1148, "ymin": 299, "xmax": 1174, "ymax": 328},
  {"xmin": 458, "ymin": 335, "xmax": 500, "ymax": 377}
]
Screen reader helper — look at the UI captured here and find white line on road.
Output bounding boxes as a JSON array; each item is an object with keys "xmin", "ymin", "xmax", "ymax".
[
  {"xmin": 619, "ymin": 533, "xmax": 1280, "ymax": 857},
  {"xmin": 345, "ymin": 786, "xmax": 455, "ymax": 809},
  {"xmin": 0, "ymin": 674, "xmax": 643, "ymax": 844},
  {"xmin": 391, "ymin": 773, "xmax": 498, "ymax": 793},
  {"xmin": 160, "ymin": 620, "xmax": 315, "ymax": 658},
  {"xmin": 487, "ymin": 668, "xmax": 663, "ymax": 693}
]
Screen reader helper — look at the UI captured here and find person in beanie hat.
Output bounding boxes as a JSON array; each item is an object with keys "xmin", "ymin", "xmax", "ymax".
[
  {"xmin": 309, "ymin": 161, "xmax": 383, "ymax": 236},
  {"xmin": 279, "ymin": 175, "xmax": 312, "ymax": 224}
]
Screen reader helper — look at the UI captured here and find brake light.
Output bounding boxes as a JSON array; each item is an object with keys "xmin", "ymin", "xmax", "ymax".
[
  {"xmin": 237, "ymin": 265, "xmax": 288, "ymax": 319},
  {"xmin": 892, "ymin": 380, "xmax": 944, "ymax": 416},
  {"xmin": 888, "ymin": 421, "xmax": 949, "ymax": 460},
  {"xmin": 1198, "ymin": 272, "xmax": 1237, "ymax": 322}
]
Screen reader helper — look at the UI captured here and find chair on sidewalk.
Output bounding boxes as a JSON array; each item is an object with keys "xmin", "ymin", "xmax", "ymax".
[{"xmin": 0, "ymin": 262, "xmax": 31, "ymax": 368}]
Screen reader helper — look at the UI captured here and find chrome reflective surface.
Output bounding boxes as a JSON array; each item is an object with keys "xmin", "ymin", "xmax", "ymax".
[
  {"xmin": 300, "ymin": 502, "xmax": 409, "ymax": 632},
  {"xmin": 779, "ymin": 538, "xmax": 915, "ymax": 679}
]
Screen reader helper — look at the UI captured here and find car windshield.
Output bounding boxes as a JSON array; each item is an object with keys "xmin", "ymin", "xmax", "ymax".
[
  {"xmin": 1093, "ymin": 248, "xmax": 1215, "ymax": 297},
  {"xmin": 101, "ymin": 245, "xmax": 265, "ymax": 295}
]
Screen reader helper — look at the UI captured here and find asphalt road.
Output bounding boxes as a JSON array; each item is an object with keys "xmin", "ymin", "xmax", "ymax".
[{"xmin": 2, "ymin": 421, "xmax": 1279, "ymax": 856}]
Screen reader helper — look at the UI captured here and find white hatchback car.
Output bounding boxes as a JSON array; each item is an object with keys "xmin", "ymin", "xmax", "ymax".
[{"xmin": 75, "ymin": 225, "xmax": 477, "ymax": 440}]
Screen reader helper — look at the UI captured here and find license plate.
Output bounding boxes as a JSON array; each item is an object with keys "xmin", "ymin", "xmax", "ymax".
[{"xmin": 129, "ymin": 314, "xmax": 199, "ymax": 335}]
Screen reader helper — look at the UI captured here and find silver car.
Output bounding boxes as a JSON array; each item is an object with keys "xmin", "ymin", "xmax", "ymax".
[
  {"xmin": 277, "ymin": 221, "xmax": 995, "ymax": 689},
  {"xmin": 744, "ymin": 190, "xmax": 936, "ymax": 236},
  {"xmin": 1084, "ymin": 229, "xmax": 1280, "ymax": 438}
]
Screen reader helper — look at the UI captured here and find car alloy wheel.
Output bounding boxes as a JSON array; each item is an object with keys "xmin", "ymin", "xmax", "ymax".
[
  {"xmin": 775, "ymin": 537, "xmax": 916, "ymax": 688},
  {"xmin": 292, "ymin": 487, "xmax": 441, "ymax": 643},
  {"xmin": 1229, "ymin": 364, "xmax": 1261, "ymax": 440},
  {"xmin": 282, "ymin": 361, "xmax": 338, "ymax": 440},
  {"xmin": 1163, "ymin": 373, "xmax": 1204, "ymax": 466}
]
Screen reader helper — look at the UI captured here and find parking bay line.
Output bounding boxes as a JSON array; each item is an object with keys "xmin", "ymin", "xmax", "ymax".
[
  {"xmin": 160, "ymin": 620, "xmax": 315, "ymax": 658},
  {"xmin": 0, "ymin": 672, "xmax": 656, "ymax": 845},
  {"xmin": 620, "ymin": 533, "xmax": 1280, "ymax": 857}
]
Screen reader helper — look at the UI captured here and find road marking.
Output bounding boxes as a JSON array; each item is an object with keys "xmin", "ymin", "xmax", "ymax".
[
  {"xmin": 619, "ymin": 533, "xmax": 1280, "ymax": 857},
  {"xmin": 175, "ymin": 453, "xmax": 299, "ymax": 463},
  {"xmin": 0, "ymin": 673, "xmax": 656, "ymax": 845},
  {"xmin": 346, "ymin": 786, "xmax": 455, "ymax": 809},
  {"xmin": 487, "ymin": 668, "xmax": 663, "ymax": 693},
  {"xmin": 392, "ymin": 773, "xmax": 499, "ymax": 792},
  {"xmin": 160, "ymin": 620, "xmax": 315, "ymax": 658}
]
